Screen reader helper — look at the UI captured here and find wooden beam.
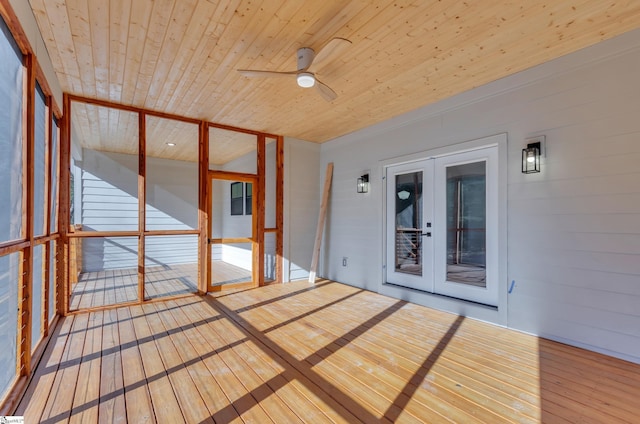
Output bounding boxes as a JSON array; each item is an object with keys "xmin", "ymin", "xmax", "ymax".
[
  {"xmin": 206, "ymin": 120, "xmax": 279, "ymax": 139},
  {"xmin": 309, "ymin": 162, "xmax": 333, "ymax": 283},
  {"xmin": 209, "ymin": 238, "xmax": 253, "ymax": 245},
  {"xmin": 0, "ymin": 240, "xmax": 30, "ymax": 256},
  {"xmin": 208, "ymin": 170, "xmax": 257, "ymax": 182},
  {"xmin": 68, "ymin": 231, "xmax": 140, "ymax": 238},
  {"xmin": 138, "ymin": 112, "xmax": 146, "ymax": 302},
  {"xmin": 275, "ymin": 135, "xmax": 284, "ymax": 284}
]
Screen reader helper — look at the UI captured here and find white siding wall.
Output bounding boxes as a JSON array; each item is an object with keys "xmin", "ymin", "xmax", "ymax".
[
  {"xmin": 283, "ymin": 138, "xmax": 321, "ymax": 281},
  {"xmin": 317, "ymin": 29, "xmax": 640, "ymax": 363}
]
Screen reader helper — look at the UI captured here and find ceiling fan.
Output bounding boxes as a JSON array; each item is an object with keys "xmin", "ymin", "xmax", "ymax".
[{"xmin": 237, "ymin": 37, "xmax": 352, "ymax": 102}]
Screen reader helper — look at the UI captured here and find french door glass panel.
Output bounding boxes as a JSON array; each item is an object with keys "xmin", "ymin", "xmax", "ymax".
[
  {"xmin": 434, "ymin": 146, "xmax": 498, "ymax": 306},
  {"xmin": 385, "ymin": 161, "xmax": 433, "ymax": 291},
  {"xmin": 445, "ymin": 161, "xmax": 486, "ymax": 286},
  {"xmin": 386, "ymin": 146, "xmax": 498, "ymax": 306}
]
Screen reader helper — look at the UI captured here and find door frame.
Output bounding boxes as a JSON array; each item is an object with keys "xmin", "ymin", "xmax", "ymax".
[{"xmin": 207, "ymin": 170, "xmax": 262, "ymax": 291}]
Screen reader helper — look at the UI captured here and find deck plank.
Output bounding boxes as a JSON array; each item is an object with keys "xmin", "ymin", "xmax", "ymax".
[
  {"xmin": 98, "ymin": 308, "xmax": 126, "ymax": 424},
  {"xmin": 116, "ymin": 306, "xmax": 156, "ymax": 423},
  {"xmin": 69, "ymin": 311, "xmax": 104, "ymax": 423}
]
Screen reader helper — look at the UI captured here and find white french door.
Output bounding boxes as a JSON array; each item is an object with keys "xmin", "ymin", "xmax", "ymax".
[
  {"xmin": 385, "ymin": 146, "xmax": 498, "ymax": 306},
  {"xmin": 385, "ymin": 160, "xmax": 434, "ymax": 291}
]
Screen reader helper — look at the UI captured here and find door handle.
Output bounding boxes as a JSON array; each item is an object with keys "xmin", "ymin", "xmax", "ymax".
[{"xmin": 421, "ymin": 232, "xmax": 432, "ymax": 237}]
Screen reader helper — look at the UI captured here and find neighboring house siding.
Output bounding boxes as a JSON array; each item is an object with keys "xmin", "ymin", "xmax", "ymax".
[
  {"xmin": 78, "ymin": 149, "xmax": 198, "ymax": 271},
  {"xmin": 318, "ymin": 29, "xmax": 640, "ymax": 364}
]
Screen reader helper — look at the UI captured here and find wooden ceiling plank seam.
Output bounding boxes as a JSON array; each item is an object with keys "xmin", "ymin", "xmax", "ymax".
[
  {"xmin": 66, "ymin": 0, "xmax": 96, "ymax": 97},
  {"xmin": 132, "ymin": 0, "xmax": 177, "ymax": 106},
  {"xmin": 107, "ymin": 0, "xmax": 132, "ymax": 159},
  {"xmin": 120, "ymin": 0, "xmax": 154, "ymax": 106},
  {"xmin": 108, "ymin": 0, "xmax": 132, "ymax": 103},
  {"xmin": 144, "ymin": 0, "xmax": 200, "ymax": 111},
  {"xmin": 173, "ymin": 0, "xmax": 273, "ymax": 116},
  {"xmin": 87, "ymin": 0, "xmax": 110, "ymax": 99},
  {"xmin": 160, "ymin": 0, "xmax": 244, "ymax": 115},
  {"xmin": 152, "ymin": 0, "xmax": 216, "ymax": 113}
]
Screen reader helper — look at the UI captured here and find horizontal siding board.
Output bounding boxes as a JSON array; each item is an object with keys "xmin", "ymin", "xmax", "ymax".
[
  {"xmin": 511, "ymin": 263, "xmax": 640, "ymax": 296},
  {"xmin": 506, "ymin": 213, "xmax": 640, "ymax": 235},
  {"xmin": 508, "ymin": 230, "xmax": 640, "ymax": 255}
]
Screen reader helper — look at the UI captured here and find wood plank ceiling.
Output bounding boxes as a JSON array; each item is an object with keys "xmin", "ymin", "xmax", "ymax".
[{"xmin": 29, "ymin": 0, "xmax": 640, "ymax": 162}]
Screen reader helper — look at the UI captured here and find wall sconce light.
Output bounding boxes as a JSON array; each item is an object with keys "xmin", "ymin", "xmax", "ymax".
[
  {"xmin": 357, "ymin": 174, "xmax": 369, "ymax": 193},
  {"xmin": 522, "ymin": 137, "xmax": 544, "ymax": 173}
]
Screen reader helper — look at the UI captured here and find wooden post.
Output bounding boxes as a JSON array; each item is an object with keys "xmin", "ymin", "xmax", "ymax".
[
  {"xmin": 275, "ymin": 135, "xmax": 284, "ymax": 284},
  {"xmin": 17, "ymin": 52, "xmax": 36, "ymax": 377},
  {"xmin": 309, "ymin": 162, "xmax": 333, "ymax": 283},
  {"xmin": 197, "ymin": 121, "xmax": 209, "ymax": 294},
  {"xmin": 137, "ymin": 112, "xmax": 146, "ymax": 302},
  {"xmin": 60, "ymin": 94, "xmax": 71, "ymax": 316},
  {"xmin": 256, "ymin": 135, "xmax": 266, "ymax": 287}
]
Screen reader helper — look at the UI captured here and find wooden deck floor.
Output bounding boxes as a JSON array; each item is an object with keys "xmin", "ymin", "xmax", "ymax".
[
  {"xmin": 17, "ymin": 280, "xmax": 640, "ymax": 423},
  {"xmin": 70, "ymin": 262, "xmax": 253, "ymax": 310}
]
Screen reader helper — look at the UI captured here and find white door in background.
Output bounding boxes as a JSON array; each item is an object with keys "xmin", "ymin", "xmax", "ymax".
[{"xmin": 385, "ymin": 145, "xmax": 499, "ymax": 306}]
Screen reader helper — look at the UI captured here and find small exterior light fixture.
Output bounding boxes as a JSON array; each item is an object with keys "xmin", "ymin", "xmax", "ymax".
[
  {"xmin": 357, "ymin": 174, "xmax": 369, "ymax": 193},
  {"xmin": 166, "ymin": 142, "xmax": 176, "ymax": 147},
  {"xmin": 522, "ymin": 137, "xmax": 543, "ymax": 173},
  {"xmin": 296, "ymin": 72, "xmax": 315, "ymax": 88},
  {"xmin": 397, "ymin": 190, "xmax": 410, "ymax": 200}
]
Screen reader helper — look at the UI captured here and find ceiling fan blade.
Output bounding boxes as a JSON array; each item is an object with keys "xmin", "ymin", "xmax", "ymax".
[
  {"xmin": 237, "ymin": 69, "xmax": 298, "ymax": 77},
  {"xmin": 315, "ymin": 79, "xmax": 337, "ymax": 102},
  {"xmin": 311, "ymin": 37, "xmax": 352, "ymax": 70}
]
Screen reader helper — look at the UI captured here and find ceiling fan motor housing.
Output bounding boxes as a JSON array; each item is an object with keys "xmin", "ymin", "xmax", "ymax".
[{"xmin": 297, "ymin": 47, "xmax": 315, "ymax": 70}]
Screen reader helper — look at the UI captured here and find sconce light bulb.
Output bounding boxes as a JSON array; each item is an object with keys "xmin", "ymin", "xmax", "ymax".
[{"xmin": 526, "ymin": 151, "xmax": 535, "ymax": 163}]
